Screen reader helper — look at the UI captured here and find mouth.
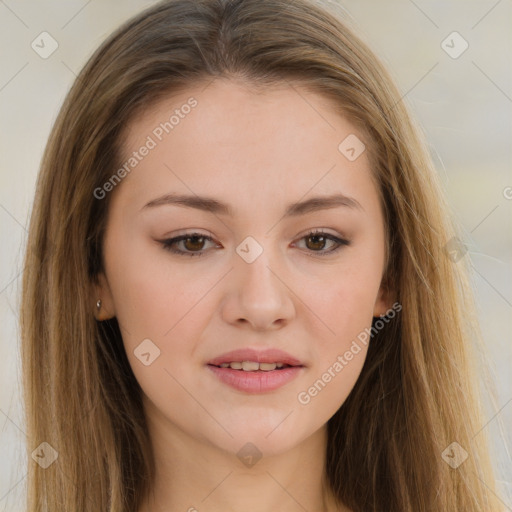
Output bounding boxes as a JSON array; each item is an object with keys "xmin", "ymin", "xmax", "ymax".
[
  {"xmin": 208, "ymin": 361, "xmax": 299, "ymax": 371},
  {"xmin": 206, "ymin": 348, "xmax": 305, "ymax": 393},
  {"xmin": 207, "ymin": 347, "xmax": 304, "ymax": 368}
]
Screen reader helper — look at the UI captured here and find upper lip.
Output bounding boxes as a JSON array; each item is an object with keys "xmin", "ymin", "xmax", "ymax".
[{"xmin": 207, "ymin": 348, "xmax": 304, "ymax": 367}]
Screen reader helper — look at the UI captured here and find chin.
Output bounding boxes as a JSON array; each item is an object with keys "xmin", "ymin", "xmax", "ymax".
[{"xmin": 206, "ymin": 422, "xmax": 315, "ymax": 459}]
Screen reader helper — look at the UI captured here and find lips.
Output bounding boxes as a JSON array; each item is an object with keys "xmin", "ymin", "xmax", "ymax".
[
  {"xmin": 206, "ymin": 348, "xmax": 305, "ymax": 393},
  {"xmin": 207, "ymin": 348, "xmax": 304, "ymax": 368}
]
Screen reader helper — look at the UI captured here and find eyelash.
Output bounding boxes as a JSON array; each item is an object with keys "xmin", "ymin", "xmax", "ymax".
[{"xmin": 160, "ymin": 229, "xmax": 351, "ymax": 258}]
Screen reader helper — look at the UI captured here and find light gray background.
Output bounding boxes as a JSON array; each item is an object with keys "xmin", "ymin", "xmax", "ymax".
[{"xmin": 0, "ymin": 1, "xmax": 511, "ymax": 510}]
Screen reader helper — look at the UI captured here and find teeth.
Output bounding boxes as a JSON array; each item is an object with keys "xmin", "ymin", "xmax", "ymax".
[
  {"xmin": 242, "ymin": 361, "xmax": 260, "ymax": 371},
  {"xmin": 218, "ymin": 361, "xmax": 288, "ymax": 371}
]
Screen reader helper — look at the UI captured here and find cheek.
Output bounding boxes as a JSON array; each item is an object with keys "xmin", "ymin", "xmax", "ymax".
[
  {"xmin": 106, "ymin": 233, "xmax": 212, "ymax": 338},
  {"xmin": 105, "ymin": 246, "xmax": 213, "ymax": 409},
  {"xmin": 295, "ymin": 344, "xmax": 368, "ymax": 433},
  {"xmin": 297, "ymin": 279, "xmax": 374, "ymax": 418},
  {"xmin": 307, "ymin": 259, "xmax": 382, "ymax": 346},
  {"xmin": 102, "ymin": 240, "xmax": 194, "ymax": 397},
  {"xmin": 300, "ymin": 247, "xmax": 383, "ymax": 405}
]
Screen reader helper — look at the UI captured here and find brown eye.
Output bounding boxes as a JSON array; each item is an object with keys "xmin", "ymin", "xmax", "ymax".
[
  {"xmin": 293, "ymin": 230, "xmax": 350, "ymax": 256},
  {"xmin": 161, "ymin": 232, "xmax": 218, "ymax": 257},
  {"xmin": 182, "ymin": 235, "xmax": 206, "ymax": 252},
  {"xmin": 305, "ymin": 234, "xmax": 328, "ymax": 251}
]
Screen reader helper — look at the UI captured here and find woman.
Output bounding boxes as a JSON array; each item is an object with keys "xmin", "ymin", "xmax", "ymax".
[{"xmin": 20, "ymin": 0, "xmax": 500, "ymax": 510}]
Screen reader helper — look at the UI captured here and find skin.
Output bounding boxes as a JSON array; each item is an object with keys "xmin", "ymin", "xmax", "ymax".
[{"xmin": 92, "ymin": 78, "xmax": 391, "ymax": 512}]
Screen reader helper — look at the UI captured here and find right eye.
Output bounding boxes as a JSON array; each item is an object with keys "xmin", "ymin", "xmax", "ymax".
[{"xmin": 160, "ymin": 232, "xmax": 220, "ymax": 257}]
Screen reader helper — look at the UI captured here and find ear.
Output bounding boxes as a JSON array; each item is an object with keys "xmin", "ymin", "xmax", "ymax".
[
  {"xmin": 90, "ymin": 272, "xmax": 116, "ymax": 321},
  {"xmin": 373, "ymin": 275, "xmax": 394, "ymax": 318}
]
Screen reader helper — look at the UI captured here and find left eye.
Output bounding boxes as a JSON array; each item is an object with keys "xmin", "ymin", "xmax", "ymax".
[
  {"xmin": 160, "ymin": 230, "xmax": 350, "ymax": 257},
  {"xmin": 292, "ymin": 231, "xmax": 350, "ymax": 255}
]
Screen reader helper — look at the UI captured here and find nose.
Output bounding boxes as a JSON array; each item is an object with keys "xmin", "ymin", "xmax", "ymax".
[{"xmin": 220, "ymin": 246, "xmax": 296, "ymax": 331}]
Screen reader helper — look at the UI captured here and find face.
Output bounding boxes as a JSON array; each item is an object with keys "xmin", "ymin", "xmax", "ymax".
[{"xmin": 93, "ymin": 78, "xmax": 390, "ymax": 457}]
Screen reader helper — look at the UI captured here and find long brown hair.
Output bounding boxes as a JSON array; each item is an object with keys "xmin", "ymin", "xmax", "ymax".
[{"xmin": 20, "ymin": 0, "xmax": 500, "ymax": 510}]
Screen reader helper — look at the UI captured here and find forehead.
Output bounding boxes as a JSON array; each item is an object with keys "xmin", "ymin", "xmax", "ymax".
[{"xmin": 112, "ymin": 78, "xmax": 379, "ymax": 217}]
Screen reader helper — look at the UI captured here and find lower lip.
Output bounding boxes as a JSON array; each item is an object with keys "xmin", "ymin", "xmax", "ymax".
[{"xmin": 206, "ymin": 365, "xmax": 303, "ymax": 393}]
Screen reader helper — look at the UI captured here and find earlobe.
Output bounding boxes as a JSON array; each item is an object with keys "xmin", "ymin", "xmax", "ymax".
[{"xmin": 91, "ymin": 273, "xmax": 115, "ymax": 321}]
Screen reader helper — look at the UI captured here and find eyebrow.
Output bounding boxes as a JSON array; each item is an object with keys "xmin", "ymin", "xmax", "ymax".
[{"xmin": 141, "ymin": 192, "xmax": 364, "ymax": 216}]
